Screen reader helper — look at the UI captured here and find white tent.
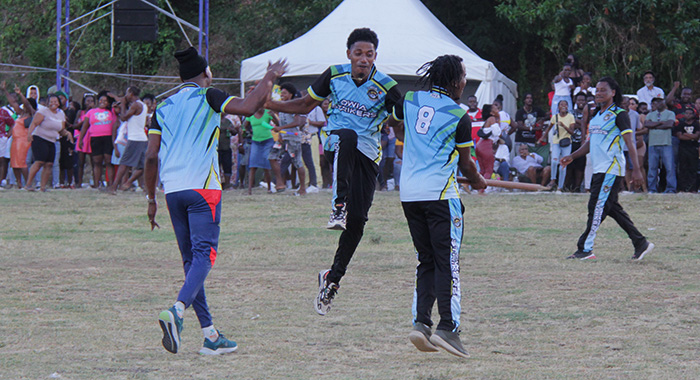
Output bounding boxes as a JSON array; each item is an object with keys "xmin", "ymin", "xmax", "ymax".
[{"xmin": 239, "ymin": 0, "xmax": 518, "ymax": 115}]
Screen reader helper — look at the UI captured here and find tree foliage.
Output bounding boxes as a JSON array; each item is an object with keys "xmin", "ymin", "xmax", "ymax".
[{"xmin": 496, "ymin": 0, "xmax": 700, "ymax": 93}]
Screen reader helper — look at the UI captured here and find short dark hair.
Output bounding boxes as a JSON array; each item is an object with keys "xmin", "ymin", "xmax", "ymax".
[
  {"xmin": 346, "ymin": 28, "xmax": 378, "ymax": 50},
  {"xmin": 643, "ymin": 70, "xmax": 655, "ymax": 78},
  {"xmin": 127, "ymin": 86, "xmax": 141, "ymax": 97},
  {"xmin": 575, "ymin": 92, "xmax": 587, "ymax": 99},
  {"xmin": 416, "ymin": 55, "xmax": 464, "ymax": 94},
  {"xmin": 467, "ymin": 95, "xmax": 477, "ymax": 100},
  {"xmin": 651, "ymin": 97, "xmax": 664, "ymax": 103},
  {"xmin": 481, "ymin": 104, "xmax": 492, "ymax": 121},
  {"xmin": 142, "ymin": 93, "xmax": 155, "ymax": 102},
  {"xmin": 279, "ymin": 82, "xmax": 298, "ymax": 97},
  {"xmin": 639, "ymin": 102, "xmax": 648, "ymax": 108}
]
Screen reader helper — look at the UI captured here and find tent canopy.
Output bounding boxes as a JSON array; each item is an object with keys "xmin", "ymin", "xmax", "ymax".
[{"xmin": 240, "ymin": 0, "xmax": 518, "ymax": 115}]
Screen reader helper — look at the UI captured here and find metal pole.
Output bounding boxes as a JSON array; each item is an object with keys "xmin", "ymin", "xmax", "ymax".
[
  {"xmin": 65, "ymin": 0, "xmax": 70, "ymax": 93},
  {"xmin": 56, "ymin": 0, "xmax": 62, "ymax": 90},
  {"xmin": 198, "ymin": 0, "xmax": 203, "ymax": 53},
  {"xmin": 205, "ymin": 0, "xmax": 209, "ymax": 61},
  {"xmin": 110, "ymin": 3, "xmax": 114, "ymax": 57}
]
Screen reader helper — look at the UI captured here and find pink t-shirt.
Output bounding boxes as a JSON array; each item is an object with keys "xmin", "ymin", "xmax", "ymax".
[{"xmin": 85, "ymin": 108, "xmax": 116, "ymax": 137}]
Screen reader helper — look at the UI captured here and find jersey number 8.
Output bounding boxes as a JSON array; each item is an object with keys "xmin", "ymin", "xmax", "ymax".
[{"xmin": 415, "ymin": 106, "xmax": 435, "ymax": 135}]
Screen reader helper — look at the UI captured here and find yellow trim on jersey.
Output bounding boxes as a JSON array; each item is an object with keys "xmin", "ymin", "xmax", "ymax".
[
  {"xmin": 148, "ymin": 130, "xmax": 162, "ymax": 135},
  {"xmin": 606, "ymin": 157, "xmax": 620, "ymax": 174},
  {"xmin": 392, "ymin": 107, "xmax": 403, "ymax": 121},
  {"xmin": 456, "ymin": 141, "xmax": 474, "ymax": 148},
  {"xmin": 220, "ymin": 96, "xmax": 237, "ymax": 113},
  {"xmin": 620, "ymin": 129, "xmax": 632, "ymax": 135},
  {"xmin": 439, "ymin": 172, "xmax": 457, "ymax": 200},
  {"xmin": 307, "ymin": 86, "xmax": 326, "ymax": 102}
]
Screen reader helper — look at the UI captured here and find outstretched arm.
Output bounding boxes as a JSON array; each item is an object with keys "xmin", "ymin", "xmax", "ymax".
[{"xmin": 224, "ymin": 59, "xmax": 288, "ymax": 116}]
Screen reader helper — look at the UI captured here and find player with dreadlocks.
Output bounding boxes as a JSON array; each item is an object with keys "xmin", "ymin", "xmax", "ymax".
[{"xmin": 388, "ymin": 55, "xmax": 486, "ymax": 358}]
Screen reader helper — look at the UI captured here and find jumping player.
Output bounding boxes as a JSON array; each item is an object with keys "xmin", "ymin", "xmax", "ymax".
[
  {"xmin": 561, "ymin": 77, "xmax": 654, "ymax": 261},
  {"xmin": 389, "ymin": 55, "xmax": 486, "ymax": 358},
  {"xmin": 145, "ymin": 47, "xmax": 286, "ymax": 354},
  {"xmin": 264, "ymin": 28, "xmax": 402, "ymax": 315}
]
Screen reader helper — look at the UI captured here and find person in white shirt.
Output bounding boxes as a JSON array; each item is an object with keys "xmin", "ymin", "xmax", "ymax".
[
  {"xmin": 108, "ymin": 86, "xmax": 148, "ymax": 192},
  {"xmin": 636, "ymin": 71, "xmax": 665, "ymax": 106},
  {"xmin": 512, "ymin": 143, "xmax": 551, "ymax": 186},
  {"xmin": 551, "ymin": 63, "xmax": 574, "ymax": 115}
]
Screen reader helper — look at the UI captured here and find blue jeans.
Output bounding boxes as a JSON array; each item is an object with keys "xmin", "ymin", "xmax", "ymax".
[
  {"xmin": 647, "ymin": 145, "xmax": 676, "ymax": 193},
  {"xmin": 551, "ymin": 143, "xmax": 572, "ymax": 189}
]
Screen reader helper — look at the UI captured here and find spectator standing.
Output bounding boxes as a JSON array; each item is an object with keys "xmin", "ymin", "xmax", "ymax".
[
  {"xmin": 304, "ymin": 103, "xmax": 326, "ymax": 192},
  {"xmin": 665, "ymin": 82, "xmax": 695, "ymax": 123},
  {"xmin": 673, "ymin": 109, "xmax": 700, "ymax": 192},
  {"xmin": 461, "ymin": 95, "xmax": 482, "ymax": 122},
  {"xmin": 573, "ymin": 73, "xmax": 596, "ymax": 98},
  {"xmin": 73, "ymin": 94, "xmax": 95, "ymax": 188},
  {"xmin": 0, "ymin": 82, "xmax": 15, "ymax": 186},
  {"xmin": 317, "ymin": 99, "xmax": 332, "ymax": 188},
  {"xmin": 218, "ymin": 114, "xmax": 236, "ymax": 189},
  {"xmin": 269, "ymin": 83, "xmax": 307, "ymax": 195},
  {"xmin": 475, "ymin": 104, "xmax": 500, "ymax": 181},
  {"xmin": 565, "ymin": 92, "xmax": 588, "ymax": 191},
  {"xmin": 3, "ymin": 84, "xmax": 35, "ymax": 188},
  {"xmin": 621, "ymin": 96, "xmax": 644, "ymax": 192},
  {"xmin": 551, "ymin": 63, "xmax": 574, "ymax": 115},
  {"xmin": 645, "ymin": 98, "xmax": 676, "ymax": 193},
  {"xmin": 245, "ymin": 108, "xmax": 278, "ymax": 194},
  {"xmin": 636, "ymin": 71, "xmax": 665, "ymax": 106},
  {"xmin": 25, "ymin": 94, "xmax": 71, "ymax": 191},
  {"xmin": 566, "ymin": 54, "xmax": 586, "ymax": 87},
  {"xmin": 108, "ymin": 87, "xmax": 148, "ymax": 193},
  {"xmin": 77, "ymin": 93, "xmax": 118, "ymax": 188},
  {"xmin": 543, "ymin": 100, "xmax": 575, "ymax": 190}
]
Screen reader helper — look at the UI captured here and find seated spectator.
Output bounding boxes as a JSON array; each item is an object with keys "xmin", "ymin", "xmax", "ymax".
[
  {"xmin": 674, "ymin": 108, "xmax": 700, "ymax": 192},
  {"xmin": 512, "ymin": 144, "xmax": 551, "ymax": 186},
  {"xmin": 513, "ymin": 93, "xmax": 546, "ymax": 148}
]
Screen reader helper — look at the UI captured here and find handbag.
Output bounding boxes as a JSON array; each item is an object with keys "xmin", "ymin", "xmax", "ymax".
[{"xmin": 555, "ymin": 114, "xmax": 571, "ymax": 147}]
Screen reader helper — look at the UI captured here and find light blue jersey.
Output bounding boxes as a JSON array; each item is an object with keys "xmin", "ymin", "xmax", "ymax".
[
  {"xmin": 149, "ymin": 83, "xmax": 235, "ymax": 194},
  {"xmin": 309, "ymin": 64, "xmax": 400, "ymax": 163},
  {"xmin": 395, "ymin": 88, "xmax": 473, "ymax": 202},
  {"xmin": 588, "ymin": 104, "xmax": 632, "ymax": 176}
]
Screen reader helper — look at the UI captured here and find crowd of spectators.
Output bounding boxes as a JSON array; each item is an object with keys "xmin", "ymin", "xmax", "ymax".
[{"xmin": 1, "ymin": 66, "xmax": 698, "ymax": 195}]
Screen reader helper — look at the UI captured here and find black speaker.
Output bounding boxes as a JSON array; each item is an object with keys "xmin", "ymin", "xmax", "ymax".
[{"xmin": 114, "ymin": 0, "xmax": 158, "ymax": 41}]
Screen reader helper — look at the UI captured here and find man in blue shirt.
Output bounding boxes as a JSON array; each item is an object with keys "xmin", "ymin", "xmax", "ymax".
[
  {"xmin": 389, "ymin": 55, "xmax": 485, "ymax": 359},
  {"xmin": 265, "ymin": 28, "xmax": 402, "ymax": 316},
  {"xmin": 145, "ymin": 47, "xmax": 286, "ymax": 355}
]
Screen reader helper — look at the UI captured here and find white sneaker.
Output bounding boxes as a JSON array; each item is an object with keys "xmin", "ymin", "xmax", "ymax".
[
  {"xmin": 306, "ymin": 185, "xmax": 319, "ymax": 193},
  {"xmin": 314, "ymin": 269, "xmax": 339, "ymax": 316}
]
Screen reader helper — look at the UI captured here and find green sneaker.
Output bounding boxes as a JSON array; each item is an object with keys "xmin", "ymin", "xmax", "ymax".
[
  {"xmin": 158, "ymin": 306, "xmax": 183, "ymax": 354},
  {"xmin": 408, "ymin": 322, "xmax": 439, "ymax": 352},
  {"xmin": 199, "ymin": 330, "xmax": 238, "ymax": 355},
  {"xmin": 430, "ymin": 329, "xmax": 470, "ymax": 358}
]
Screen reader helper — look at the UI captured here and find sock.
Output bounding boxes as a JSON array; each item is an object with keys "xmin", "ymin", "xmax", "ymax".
[
  {"xmin": 202, "ymin": 325, "xmax": 219, "ymax": 342},
  {"xmin": 173, "ymin": 301, "xmax": 185, "ymax": 319}
]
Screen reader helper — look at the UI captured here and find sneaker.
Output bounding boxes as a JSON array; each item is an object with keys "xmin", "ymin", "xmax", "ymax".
[
  {"xmin": 199, "ymin": 330, "xmax": 238, "ymax": 355},
  {"xmin": 408, "ymin": 322, "xmax": 439, "ymax": 352},
  {"xmin": 158, "ymin": 306, "xmax": 183, "ymax": 354},
  {"xmin": 429, "ymin": 329, "xmax": 469, "ymax": 358},
  {"xmin": 314, "ymin": 269, "xmax": 339, "ymax": 316},
  {"xmin": 566, "ymin": 250, "xmax": 596, "ymax": 260},
  {"xmin": 306, "ymin": 185, "xmax": 320, "ymax": 194},
  {"xmin": 633, "ymin": 241, "xmax": 654, "ymax": 261},
  {"xmin": 326, "ymin": 203, "xmax": 347, "ymax": 230}
]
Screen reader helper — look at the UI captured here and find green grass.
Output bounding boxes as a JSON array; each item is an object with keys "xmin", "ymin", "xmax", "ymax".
[{"xmin": 1, "ymin": 188, "xmax": 699, "ymax": 379}]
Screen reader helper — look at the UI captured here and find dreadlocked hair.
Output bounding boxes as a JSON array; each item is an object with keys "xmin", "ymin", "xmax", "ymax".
[{"xmin": 416, "ymin": 55, "xmax": 464, "ymax": 94}]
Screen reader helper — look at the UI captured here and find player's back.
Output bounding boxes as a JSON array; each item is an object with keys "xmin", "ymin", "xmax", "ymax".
[{"xmin": 400, "ymin": 88, "xmax": 472, "ymax": 202}]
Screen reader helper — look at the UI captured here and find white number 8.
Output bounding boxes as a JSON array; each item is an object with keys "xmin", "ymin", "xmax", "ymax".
[{"xmin": 415, "ymin": 106, "xmax": 435, "ymax": 134}]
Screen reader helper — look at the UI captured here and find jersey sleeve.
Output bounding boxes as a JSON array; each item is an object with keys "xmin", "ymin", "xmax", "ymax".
[
  {"xmin": 148, "ymin": 111, "xmax": 162, "ymax": 135},
  {"xmin": 615, "ymin": 110, "xmax": 632, "ymax": 134},
  {"xmin": 391, "ymin": 93, "xmax": 407, "ymax": 121},
  {"xmin": 308, "ymin": 68, "xmax": 332, "ymax": 101},
  {"xmin": 206, "ymin": 88, "xmax": 236, "ymax": 113},
  {"xmin": 384, "ymin": 85, "xmax": 402, "ymax": 114},
  {"xmin": 455, "ymin": 114, "xmax": 474, "ymax": 148}
]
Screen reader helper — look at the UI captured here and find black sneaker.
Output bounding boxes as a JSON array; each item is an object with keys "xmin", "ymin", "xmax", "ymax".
[
  {"xmin": 429, "ymin": 329, "xmax": 469, "ymax": 358},
  {"xmin": 326, "ymin": 203, "xmax": 347, "ymax": 230},
  {"xmin": 633, "ymin": 241, "xmax": 654, "ymax": 261},
  {"xmin": 408, "ymin": 322, "xmax": 439, "ymax": 352},
  {"xmin": 566, "ymin": 250, "xmax": 596, "ymax": 260}
]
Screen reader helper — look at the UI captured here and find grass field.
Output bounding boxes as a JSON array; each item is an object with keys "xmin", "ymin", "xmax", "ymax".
[{"xmin": 1, "ymin": 188, "xmax": 699, "ymax": 379}]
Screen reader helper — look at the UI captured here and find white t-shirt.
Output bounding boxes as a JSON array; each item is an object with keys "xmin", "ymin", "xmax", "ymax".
[
  {"xmin": 512, "ymin": 152, "xmax": 544, "ymax": 174},
  {"xmin": 306, "ymin": 106, "xmax": 326, "ymax": 134},
  {"xmin": 125, "ymin": 100, "xmax": 148, "ymax": 142},
  {"xmin": 554, "ymin": 78, "xmax": 573, "ymax": 96},
  {"xmin": 636, "ymin": 86, "xmax": 665, "ymax": 106}
]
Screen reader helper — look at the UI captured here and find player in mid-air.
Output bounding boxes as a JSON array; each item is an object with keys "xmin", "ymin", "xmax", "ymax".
[
  {"xmin": 145, "ymin": 47, "xmax": 286, "ymax": 354},
  {"xmin": 264, "ymin": 28, "xmax": 402, "ymax": 315},
  {"xmin": 389, "ymin": 55, "xmax": 486, "ymax": 358},
  {"xmin": 561, "ymin": 76, "xmax": 654, "ymax": 261}
]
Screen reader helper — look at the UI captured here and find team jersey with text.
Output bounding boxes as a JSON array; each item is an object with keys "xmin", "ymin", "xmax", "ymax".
[
  {"xmin": 148, "ymin": 83, "xmax": 235, "ymax": 194},
  {"xmin": 308, "ymin": 64, "xmax": 401, "ymax": 163},
  {"xmin": 394, "ymin": 88, "xmax": 473, "ymax": 201},
  {"xmin": 588, "ymin": 104, "xmax": 631, "ymax": 176}
]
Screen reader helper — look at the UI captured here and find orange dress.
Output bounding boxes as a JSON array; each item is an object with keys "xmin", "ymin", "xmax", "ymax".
[{"xmin": 10, "ymin": 117, "xmax": 30, "ymax": 168}]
